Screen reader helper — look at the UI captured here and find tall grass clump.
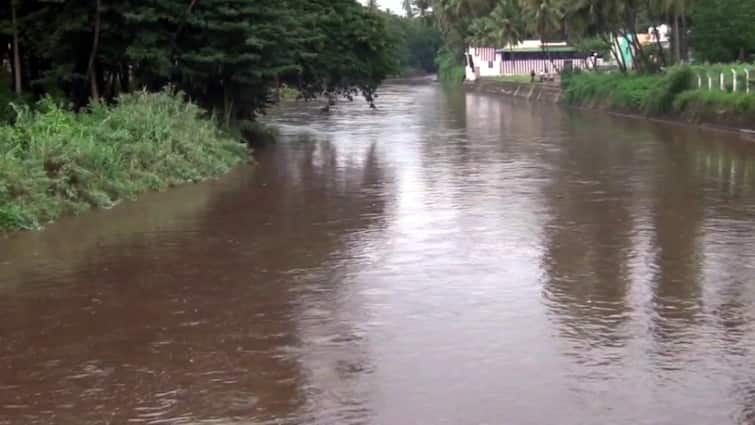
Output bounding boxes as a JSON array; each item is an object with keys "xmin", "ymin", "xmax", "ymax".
[{"xmin": 0, "ymin": 90, "xmax": 248, "ymax": 232}]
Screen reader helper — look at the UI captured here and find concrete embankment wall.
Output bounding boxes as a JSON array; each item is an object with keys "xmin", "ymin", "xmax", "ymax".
[{"xmin": 464, "ymin": 80, "xmax": 562, "ymax": 103}]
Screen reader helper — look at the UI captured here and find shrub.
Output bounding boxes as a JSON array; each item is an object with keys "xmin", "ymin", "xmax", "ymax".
[
  {"xmin": 0, "ymin": 90, "xmax": 248, "ymax": 232},
  {"xmin": 562, "ymin": 66, "xmax": 694, "ymax": 114},
  {"xmin": 673, "ymin": 89, "xmax": 755, "ymax": 120},
  {"xmin": 436, "ymin": 47, "xmax": 466, "ymax": 84}
]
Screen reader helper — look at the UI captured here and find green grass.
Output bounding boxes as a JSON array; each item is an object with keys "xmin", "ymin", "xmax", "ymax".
[
  {"xmin": 561, "ymin": 66, "xmax": 755, "ymax": 128},
  {"xmin": 0, "ymin": 90, "xmax": 248, "ymax": 232},
  {"xmin": 561, "ymin": 67, "xmax": 695, "ymax": 114},
  {"xmin": 673, "ymin": 89, "xmax": 755, "ymax": 123},
  {"xmin": 0, "ymin": 73, "xmax": 33, "ymax": 124}
]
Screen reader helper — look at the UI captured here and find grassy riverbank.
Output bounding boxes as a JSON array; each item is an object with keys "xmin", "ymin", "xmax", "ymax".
[
  {"xmin": 561, "ymin": 67, "xmax": 755, "ymax": 129},
  {"xmin": 0, "ymin": 91, "xmax": 248, "ymax": 232}
]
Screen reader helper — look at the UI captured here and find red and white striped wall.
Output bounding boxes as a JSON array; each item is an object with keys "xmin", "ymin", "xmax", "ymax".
[{"xmin": 500, "ymin": 58, "xmax": 589, "ymax": 76}]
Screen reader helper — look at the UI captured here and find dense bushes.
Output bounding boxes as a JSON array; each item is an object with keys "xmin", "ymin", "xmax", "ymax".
[
  {"xmin": 673, "ymin": 90, "xmax": 755, "ymax": 125},
  {"xmin": 562, "ymin": 67, "xmax": 694, "ymax": 113},
  {"xmin": 384, "ymin": 13, "xmax": 442, "ymax": 76},
  {"xmin": 561, "ymin": 67, "xmax": 755, "ymax": 129},
  {"xmin": 0, "ymin": 91, "xmax": 247, "ymax": 232}
]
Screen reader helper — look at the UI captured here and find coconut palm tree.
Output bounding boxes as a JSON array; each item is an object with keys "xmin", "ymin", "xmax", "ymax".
[
  {"xmin": 565, "ymin": 0, "xmax": 628, "ymax": 72},
  {"xmin": 521, "ymin": 0, "xmax": 564, "ymax": 68}
]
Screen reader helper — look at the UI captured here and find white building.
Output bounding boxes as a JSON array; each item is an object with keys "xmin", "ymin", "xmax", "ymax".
[{"xmin": 465, "ymin": 41, "xmax": 590, "ymax": 81}]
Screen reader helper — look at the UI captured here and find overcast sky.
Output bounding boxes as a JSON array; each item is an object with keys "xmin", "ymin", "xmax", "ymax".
[{"xmin": 361, "ymin": 0, "xmax": 406, "ymax": 15}]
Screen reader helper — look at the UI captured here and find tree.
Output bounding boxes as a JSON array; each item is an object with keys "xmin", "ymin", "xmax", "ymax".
[
  {"xmin": 10, "ymin": 0, "xmax": 22, "ymax": 95},
  {"xmin": 522, "ymin": 0, "xmax": 563, "ymax": 65},
  {"xmin": 0, "ymin": 0, "xmax": 396, "ymax": 122},
  {"xmin": 86, "ymin": 0, "xmax": 102, "ymax": 100},
  {"xmin": 403, "ymin": 0, "xmax": 415, "ymax": 17},
  {"xmin": 690, "ymin": 0, "xmax": 755, "ymax": 62}
]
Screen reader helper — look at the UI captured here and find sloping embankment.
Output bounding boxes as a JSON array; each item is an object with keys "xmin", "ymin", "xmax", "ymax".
[
  {"xmin": 465, "ymin": 79, "xmax": 562, "ymax": 103},
  {"xmin": 465, "ymin": 79, "xmax": 755, "ymax": 137}
]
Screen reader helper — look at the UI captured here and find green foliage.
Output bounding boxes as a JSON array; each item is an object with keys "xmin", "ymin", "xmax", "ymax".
[
  {"xmin": 435, "ymin": 46, "xmax": 466, "ymax": 83},
  {"xmin": 690, "ymin": 0, "xmax": 755, "ymax": 63},
  {"xmin": 674, "ymin": 90, "xmax": 755, "ymax": 115},
  {"xmin": 467, "ymin": 0, "xmax": 526, "ymax": 47},
  {"xmin": 384, "ymin": 12, "xmax": 443, "ymax": 75},
  {"xmin": 561, "ymin": 66, "xmax": 693, "ymax": 113},
  {"xmin": 1, "ymin": 0, "xmax": 396, "ymax": 122},
  {"xmin": 572, "ymin": 36, "xmax": 611, "ymax": 59},
  {"xmin": 673, "ymin": 89, "xmax": 755, "ymax": 128},
  {"xmin": 0, "ymin": 72, "xmax": 31, "ymax": 123},
  {"xmin": 687, "ymin": 64, "xmax": 755, "ymax": 93},
  {"xmin": 0, "ymin": 91, "xmax": 247, "ymax": 232},
  {"xmin": 644, "ymin": 66, "xmax": 694, "ymax": 113},
  {"xmin": 560, "ymin": 66, "xmax": 755, "ymax": 128}
]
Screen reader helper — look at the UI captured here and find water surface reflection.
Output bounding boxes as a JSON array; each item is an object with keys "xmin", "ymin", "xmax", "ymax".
[{"xmin": 2, "ymin": 85, "xmax": 755, "ymax": 425}]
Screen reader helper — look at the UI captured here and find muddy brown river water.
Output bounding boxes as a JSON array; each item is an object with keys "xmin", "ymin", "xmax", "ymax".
[{"xmin": 2, "ymin": 84, "xmax": 755, "ymax": 425}]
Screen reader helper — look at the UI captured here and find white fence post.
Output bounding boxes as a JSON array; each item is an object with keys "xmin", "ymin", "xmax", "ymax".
[
  {"xmin": 732, "ymin": 69, "xmax": 737, "ymax": 92},
  {"xmin": 708, "ymin": 74, "xmax": 712, "ymax": 91},
  {"xmin": 746, "ymin": 69, "xmax": 751, "ymax": 94},
  {"xmin": 720, "ymin": 72, "xmax": 725, "ymax": 91},
  {"xmin": 697, "ymin": 74, "xmax": 702, "ymax": 89}
]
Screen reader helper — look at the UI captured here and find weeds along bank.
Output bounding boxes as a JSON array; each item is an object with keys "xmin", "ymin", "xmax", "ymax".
[
  {"xmin": 0, "ymin": 91, "xmax": 248, "ymax": 232},
  {"xmin": 561, "ymin": 67, "xmax": 755, "ymax": 131}
]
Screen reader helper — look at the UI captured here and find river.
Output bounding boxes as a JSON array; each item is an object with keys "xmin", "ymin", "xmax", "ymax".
[{"xmin": 2, "ymin": 83, "xmax": 755, "ymax": 425}]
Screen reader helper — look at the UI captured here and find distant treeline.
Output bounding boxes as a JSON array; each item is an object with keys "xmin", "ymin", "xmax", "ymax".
[
  {"xmin": 1, "ymin": 0, "xmax": 397, "ymax": 125},
  {"xmin": 382, "ymin": 11, "xmax": 443, "ymax": 76},
  {"xmin": 405, "ymin": 0, "xmax": 755, "ymax": 77}
]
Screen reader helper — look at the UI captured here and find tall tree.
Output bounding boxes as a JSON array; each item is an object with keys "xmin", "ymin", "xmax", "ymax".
[
  {"xmin": 86, "ymin": 0, "xmax": 102, "ymax": 100},
  {"xmin": 10, "ymin": 0, "xmax": 22, "ymax": 95},
  {"xmin": 689, "ymin": 0, "xmax": 755, "ymax": 62},
  {"xmin": 522, "ymin": 0, "xmax": 563, "ymax": 65}
]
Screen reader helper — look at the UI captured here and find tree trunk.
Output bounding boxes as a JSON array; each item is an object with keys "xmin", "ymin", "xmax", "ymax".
[
  {"xmin": 680, "ymin": 10, "xmax": 688, "ymax": 62},
  {"xmin": 672, "ymin": 11, "xmax": 680, "ymax": 63},
  {"xmin": 87, "ymin": 0, "xmax": 102, "ymax": 101},
  {"xmin": 604, "ymin": 32, "xmax": 627, "ymax": 73},
  {"xmin": 120, "ymin": 63, "xmax": 130, "ymax": 93},
  {"xmin": 647, "ymin": 0, "xmax": 667, "ymax": 68},
  {"xmin": 223, "ymin": 81, "xmax": 234, "ymax": 128},
  {"xmin": 11, "ymin": 1, "xmax": 22, "ymax": 95},
  {"xmin": 171, "ymin": 0, "xmax": 201, "ymax": 61}
]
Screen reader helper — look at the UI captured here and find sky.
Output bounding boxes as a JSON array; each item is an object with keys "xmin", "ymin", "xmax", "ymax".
[{"xmin": 361, "ymin": 0, "xmax": 406, "ymax": 15}]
